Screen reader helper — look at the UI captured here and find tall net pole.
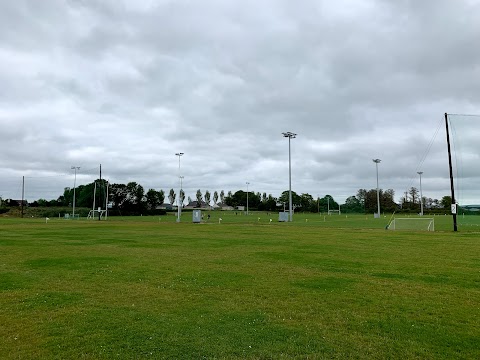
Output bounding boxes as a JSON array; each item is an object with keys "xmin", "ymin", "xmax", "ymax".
[
  {"xmin": 175, "ymin": 152, "xmax": 184, "ymax": 223},
  {"xmin": 445, "ymin": 113, "xmax": 457, "ymax": 232}
]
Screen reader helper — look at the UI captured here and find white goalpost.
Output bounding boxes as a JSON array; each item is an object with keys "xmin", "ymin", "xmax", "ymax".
[
  {"xmin": 387, "ymin": 217, "xmax": 435, "ymax": 231},
  {"xmin": 327, "ymin": 200, "xmax": 341, "ymax": 215},
  {"xmin": 87, "ymin": 209, "xmax": 107, "ymax": 220},
  {"xmin": 328, "ymin": 209, "xmax": 341, "ymax": 215},
  {"xmin": 87, "ymin": 180, "xmax": 109, "ymax": 220}
]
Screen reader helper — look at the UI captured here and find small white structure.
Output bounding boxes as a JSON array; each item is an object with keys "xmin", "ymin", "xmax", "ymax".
[
  {"xmin": 193, "ymin": 210, "xmax": 202, "ymax": 223},
  {"xmin": 278, "ymin": 212, "xmax": 289, "ymax": 222}
]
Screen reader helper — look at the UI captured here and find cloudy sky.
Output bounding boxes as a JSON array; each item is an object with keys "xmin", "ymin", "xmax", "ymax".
[{"xmin": 1, "ymin": 0, "xmax": 480, "ymax": 205}]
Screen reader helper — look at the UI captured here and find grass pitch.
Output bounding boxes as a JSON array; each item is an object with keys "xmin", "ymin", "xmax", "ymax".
[{"xmin": 1, "ymin": 213, "xmax": 479, "ymax": 359}]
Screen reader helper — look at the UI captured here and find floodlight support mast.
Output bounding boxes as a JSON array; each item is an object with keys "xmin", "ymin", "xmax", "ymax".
[
  {"xmin": 417, "ymin": 171, "xmax": 424, "ymax": 216},
  {"xmin": 373, "ymin": 159, "xmax": 381, "ymax": 217},
  {"xmin": 282, "ymin": 132, "xmax": 296, "ymax": 222},
  {"xmin": 445, "ymin": 113, "xmax": 457, "ymax": 231},
  {"xmin": 175, "ymin": 152, "xmax": 184, "ymax": 222},
  {"xmin": 71, "ymin": 166, "xmax": 80, "ymax": 217}
]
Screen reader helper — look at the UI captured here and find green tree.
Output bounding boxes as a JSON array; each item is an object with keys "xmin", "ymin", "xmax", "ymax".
[
  {"xmin": 109, "ymin": 183, "xmax": 128, "ymax": 210},
  {"xmin": 168, "ymin": 189, "xmax": 176, "ymax": 206},
  {"xmin": 204, "ymin": 190, "xmax": 211, "ymax": 206},
  {"xmin": 196, "ymin": 189, "xmax": 203, "ymax": 205},
  {"xmin": 107, "ymin": 182, "xmax": 146, "ymax": 215},
  {"xmin": 316, "ymin": 195, "xmax": 339, "ymax": 213},
  {"xmin": 356, "ymin": 189, "xmax": 367, "ymax": 212},
  {"xmin": 75, "ymin": 183, "xmax": 95, "ymax": 208},
  {"xmin": 264, "ymin": 194, "xmax": 278, "ymax": 212},
  {"xmin": 213, "ymin": 191, "xmax": 219, "ymax": 205},
  {"xmin": 158, "ymin": 189, "xmax": 165, "ymax": 205},
  {"xmin": 409, "ymin": 187, "xmax": 419, "ymax": 205},
  {"xmin": 299, "ymin": 193, "xmax": 315, "ymax": 212},
  {"xmin": 146, "ymin": 189, "xmax": 162, "ymax": 210},
  {"xmin": 179, "ymin": 189, "xmax": 185, "ymax": 206},
  {"xmin": 343, "ymin": 196, "xmax": 362, "ymax": 213},
  {"xmin": 225, "ymin": 190, "xmax": 261, "ymax": 209},
  {"xmin": 278, "ymin": 191, "xmax": 301, "ymax": 209},
  {"xmin": 357, "ymin": 188, "xmax": 397, "ymax": 213},
  {"xmin": 56, "ymin": 194, "xmax": 67, "ymax": 206},
  {"xmin": 127, "ymin": 182, "xmax": 146, "ymax": 213},
  {"xmin": 440, "ymin": 196, "xmax": 452, "ymax": 209}
]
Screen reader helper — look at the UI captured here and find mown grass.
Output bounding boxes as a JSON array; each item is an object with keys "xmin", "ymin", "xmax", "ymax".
[{"xmin": 1, "ymin": 213, "xmax": 479, "ymax": 359}]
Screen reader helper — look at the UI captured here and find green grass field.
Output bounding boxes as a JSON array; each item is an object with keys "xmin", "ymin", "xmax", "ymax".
[{"xmin": 1, "ymin": 212, "xmax": 479, "ymax": 359}]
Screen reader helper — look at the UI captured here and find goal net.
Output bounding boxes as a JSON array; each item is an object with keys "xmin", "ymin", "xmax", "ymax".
[
  {"xmin": 387, "ymin": 217, "xmax": 434, "ymax": 231},
  {"xmin": 87, "ymin": 209, "xmax": 107, "ymax": 220},
  {"xmin": 446, "ymin": 114, "xmax": 480, "ymax": 203}
]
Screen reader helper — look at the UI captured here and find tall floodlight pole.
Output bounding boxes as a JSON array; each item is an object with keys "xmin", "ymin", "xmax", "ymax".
[
  {"xmin": 417, "ymin": 171, "xmax": 424, "ymax": 216},
  {"xmin": 175, "ymin": 152, "xmax": 184, "ymax": 222},
  {"xmin": 282, "ymin": 132, "xmax": 297, "ymax": 222},
  {"xmin": 246, "ymin": 182, "xmax": 250, "ymax": 216},
  {"xmin": 71, "ymin": 166, "xmax": 80, "ymax": 217},
  {"xmin": 179, "ymin": 176, "xmax": 184, "ymax": 191},
  {"xmin": 372, "ymin": 159, "xmax": 381, "ymax": 218}
]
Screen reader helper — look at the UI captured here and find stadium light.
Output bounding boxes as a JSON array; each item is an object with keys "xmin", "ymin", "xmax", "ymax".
[
  {"xmin": 246, "ymin": 182, "xmax": 250, "ymax": 216},
  {"xmin": 282, "ymin": 132, "xmax": 297, "ymax": 222},
  {"xmin": 71, "ymin": 166, "xmax": 80, "ymax": 217},
  {"xmin": 175, "ymin": 152, "xmax": 184, "ymax": 222},
  {"xmin": 372, "ymin": 159, "xmax": 381, "ymax": 218},
  {"xmin": 417, "ymin": 171, "xmax": 424, "ymax": 216}
]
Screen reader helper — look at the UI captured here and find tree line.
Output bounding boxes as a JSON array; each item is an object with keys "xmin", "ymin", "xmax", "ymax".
[{"xmin": 15, "ymin": 179, "xmax": 457, "ymax": 216}]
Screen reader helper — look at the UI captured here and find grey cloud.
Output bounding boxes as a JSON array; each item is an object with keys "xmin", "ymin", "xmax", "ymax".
[{"xmin": 1, "ymin": 0, "xmax": 480, "ymax": 204}]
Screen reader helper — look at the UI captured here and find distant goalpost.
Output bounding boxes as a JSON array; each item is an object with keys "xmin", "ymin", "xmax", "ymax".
[
  {"xmin": 327, "ymin": 198, "xmax": 341, "ymax": 215},
  {"xmin": 87, "ymin": 209, "xmax": 107, "ymax": 220},
  {"xmin": 328, "ymin": 209, "xmax": 341, "ymax": 215},
  {"xmin": 87, "ymin": 181, "xmax": 109, "ymax": 220},
  {"xmin": 387, "ymin": 217, "xmax": 435, "ymax": 231}
]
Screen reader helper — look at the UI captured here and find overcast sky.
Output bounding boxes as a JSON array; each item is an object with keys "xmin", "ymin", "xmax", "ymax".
[{"xmin": 1, "ymin": 0, "xmax": 480, "ymax": 205}]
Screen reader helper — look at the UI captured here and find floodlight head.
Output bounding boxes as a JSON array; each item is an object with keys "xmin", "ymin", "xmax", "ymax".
[
  {"xmin": 372, "ymin": 159, "xmax": 381, "ymax": 164},
  {"xmin": 175, "ymin": 152, "xmax": 184, "ymax": 156},
  {"xmin": 282, "ymin": 132, "xmax": 297, "ymax": 139},
  {"xmin": 417, "ymin": 171, "xmax": 423, "ymax": 175}
]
